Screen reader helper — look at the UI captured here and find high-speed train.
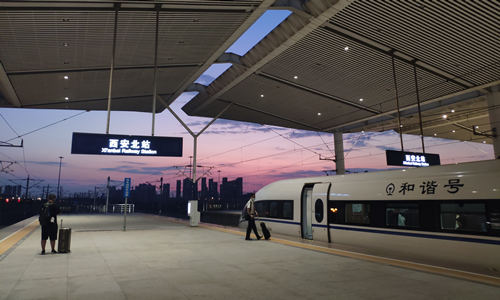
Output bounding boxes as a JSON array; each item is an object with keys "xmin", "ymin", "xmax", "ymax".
[{"xmin": 248, "ymin": 159, "xmax": 500, "ymax": 271}]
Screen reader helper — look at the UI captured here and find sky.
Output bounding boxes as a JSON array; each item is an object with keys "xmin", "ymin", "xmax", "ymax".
[{"xmin": 0, "ymin": 10, "xmax": 494, "ymax": 197}]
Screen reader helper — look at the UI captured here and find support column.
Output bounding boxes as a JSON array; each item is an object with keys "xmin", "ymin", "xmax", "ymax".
[
  {"xmin": 486, "ymin": 85, "xmax": 500, "ymax": 159},
  {"xmin": 334, "ymin": 131, "xmax": 345, "ymax": 175}
]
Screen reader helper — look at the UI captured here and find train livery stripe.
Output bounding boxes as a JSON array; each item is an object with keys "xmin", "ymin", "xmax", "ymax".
[
  {"xmin": 0, "ymin": 220, "xmax": 38, "ymax": 256},
  {"xmin": 329, "ymin": 225, "xmax": 500, "ymax": 245},
  {"xmin": 257, "ymin": 218, "xmax": 500, "ymax": 245}
]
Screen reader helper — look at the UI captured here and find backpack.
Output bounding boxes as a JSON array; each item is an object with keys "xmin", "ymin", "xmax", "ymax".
[{"xmin": 39, "ymin": 204, "xmax": 50, "ymax": 226}]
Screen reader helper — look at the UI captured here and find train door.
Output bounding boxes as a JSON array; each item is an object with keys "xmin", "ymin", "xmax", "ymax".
[
  {"xmin": 301, "ymin": 186, "xmax": 313, "ymax": 239},
  {"xmin": 311, "ymin": 183, "xmax": 330, "ymax": 242}
]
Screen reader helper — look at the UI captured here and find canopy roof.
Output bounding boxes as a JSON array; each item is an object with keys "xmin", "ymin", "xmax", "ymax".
[{"xmin": 1, "ymin": 0, "xmax": 498, "ymax": 144}]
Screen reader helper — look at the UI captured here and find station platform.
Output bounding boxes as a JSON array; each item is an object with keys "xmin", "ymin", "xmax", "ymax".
[{"xmin": 0, "ymin": 214, "xmax": 499, "ymax": 300}]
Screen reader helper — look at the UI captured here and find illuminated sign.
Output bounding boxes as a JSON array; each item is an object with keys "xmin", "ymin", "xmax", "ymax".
[
  {"xmin": 71, "ymin": 132, "xmax": 182, "ymax": 157},
  {"xmin": 386, "ymin": 150, "xmax": 440, "ymax": 167},
  {"xmin": 123, "ymin": 178, "xmax": 131, "ymax": 198}
]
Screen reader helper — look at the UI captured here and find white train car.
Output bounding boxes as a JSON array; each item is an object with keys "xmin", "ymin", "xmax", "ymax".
[{"xmin": 252, "ymin": 159, "xmax": 500, "ymax": 271}]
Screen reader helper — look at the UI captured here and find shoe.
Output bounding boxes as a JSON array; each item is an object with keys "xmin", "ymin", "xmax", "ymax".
[
  {"xmin": 41, "ymin": 250, "xmax": 45, "ymax": 255},
  {"xmin": 245, "ymin": 238, "xmax": 252, "ymax": 240},
  {"xmin": 51, "ymin": 249, "xmax": 57, "ymax": 254},
  {"xmin": 257, "ymin": 236, "xmax": 262, "ymax": 240}
]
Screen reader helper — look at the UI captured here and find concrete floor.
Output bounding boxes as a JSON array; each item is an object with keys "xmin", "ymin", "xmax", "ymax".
[{"xmin": 0, "ymin": 214, "xmax": 499, "ymax": 300}]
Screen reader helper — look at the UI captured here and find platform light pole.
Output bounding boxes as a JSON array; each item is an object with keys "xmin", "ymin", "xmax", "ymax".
[{"xmin": 56, "ymin": 156, "xmax": 63, "ymax": 201}]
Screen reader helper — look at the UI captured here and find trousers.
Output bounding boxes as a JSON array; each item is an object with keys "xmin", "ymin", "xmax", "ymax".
[{"xmin": 246, "ymin": 218, "xmax": 259, "ymax": 240}]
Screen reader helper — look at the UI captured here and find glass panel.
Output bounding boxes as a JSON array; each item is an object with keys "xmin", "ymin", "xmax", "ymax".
[
  {"xmin": 386, "ymin": 203, "xmax": 419, "ymax": 228},
  {"xmin": 270, "ymin": 201, "xmax": 280, "ymax": 218},
  {"xmin": 440, "ymin": 203, "xmax": 487, "ymax": 232},
  {"xmin": 315, "ymin": 199, "xmax": 323, "ymax": 223},
  {"xmin": 283, "ymin": 201, "xmax": 293, "ymax": 219},
  {"xmin": 255, "ymin": 201, "xmax": 269, "ymax": 217},
  {"xmin": 345, "ymin": 203, "xmax": 370, "ymax": 225}
]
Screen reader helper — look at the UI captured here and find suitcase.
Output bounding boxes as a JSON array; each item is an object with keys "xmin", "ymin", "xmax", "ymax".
[
  {"xmin": 260, "ymin": 222, "xmax": 271, "ymax": 240},
  {"xmin": 58, "ymin": 228, "xmax": 71, "ymax": 253}
]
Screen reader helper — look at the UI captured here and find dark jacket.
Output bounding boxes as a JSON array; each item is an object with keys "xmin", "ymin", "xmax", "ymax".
[{"xmin": 40, "ymin": 202, "xmax": 60, "ymax": 226}]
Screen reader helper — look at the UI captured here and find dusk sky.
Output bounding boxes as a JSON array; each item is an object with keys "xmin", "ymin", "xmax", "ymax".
[{"xmin": 0, "ymin": 10, "xmax": 494, "ymax": 197}]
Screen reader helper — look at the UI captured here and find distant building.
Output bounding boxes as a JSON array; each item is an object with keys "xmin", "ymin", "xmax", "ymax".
[
  {"xmin": 176, "ymin": 180, "xmax": 181, "ymax": 199},
  {"xmin": 182, "ymin": 178, "xmax": 192, "ymax": 200},
  {"xmin": 220, "ymin": 177, "xmax": 243, "ymax": 209},
  {"xmin": 3, "ymin": 185, "xmax": 22, "ymax": 197},
  {"xmin": 162, "ymin": 183, "xmax": 170, "ymax": 200}
]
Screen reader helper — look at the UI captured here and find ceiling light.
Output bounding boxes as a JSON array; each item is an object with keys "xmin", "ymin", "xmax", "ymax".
[
  {"xmin": 361, "ymin": 130, "xmax": 365, "ymax": 133},
  {"xmin": 482, "ymin": 141, "xmax": 486, "ymax": 144},
  {"xmin": 293, "ymin": 75, "xmax": 298, "ymax": 80},
  {"xmin": 63, "ymin": 42, "xmax": 68, "ymax": 47},
  {"xmin": 451, "ymin": 130, "xmax": 455, "ymax": 133},
  {"xmin": 260, "ymin": 94, "xmax": 264, "ymax": 98},
  {"xmin": 475, "ymin": 126, "xmax": 479, "ymax": 129},
  {"xmin": 63, "ymin": 75, "xmax": 69, "ymax": 80},
  {"xmin": 317, "ymin": 112, "xmax": 322, "ymax": 116},
  {"xmin": 64, "ymin": 97, "xmax": 69, "ymax": 101},
  {"xmin": 433, "ymin": 133, "xmax": 437, "ymax": 136},
  {"xmin": 344, "ymin": 46, "xmax": 349, "ymax": 51},
  {"xmin": 359, "ymin": 98, "xmax": 363, "ymax": 102},
  {"xmin": 451, "ymin": 109, "xmax": 455, "ymax": 113},
  {"xmin": 400, "ymin": 124, "xmax": 403, "ymax": 128},
  {"xmin": 442, "ymin": 114, "xmax": 447, "ymax": 119}
]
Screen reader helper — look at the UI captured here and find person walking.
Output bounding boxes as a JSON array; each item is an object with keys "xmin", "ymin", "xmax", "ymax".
[
  {"xmin": 39, "ymin": 194, "xmax": 60, "ymax": 254},
  {"xmin": 245, "ymin": 194, "xmax": 262, "ymax": 240}
]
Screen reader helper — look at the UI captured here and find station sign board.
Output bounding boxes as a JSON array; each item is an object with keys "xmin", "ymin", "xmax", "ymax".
[
  {"xmin": 123, "ymin": 178, "xmax": 131, "ymax": 198},
  {"xmin": 71, "ymin": 132, "xmax": 182, "ymax": 157},
  {"xmin": 386, "ymin": 150, "xmax": 440, "ymax": 167}
]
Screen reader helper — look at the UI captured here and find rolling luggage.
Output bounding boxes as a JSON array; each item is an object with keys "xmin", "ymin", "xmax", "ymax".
[
  {"xmin": 260, "ymin": 222, "xmax": 271, "ymax": 240},
  {"xmin": 58, "ymin": 219, "xmax": 71, "ymax": 253}
]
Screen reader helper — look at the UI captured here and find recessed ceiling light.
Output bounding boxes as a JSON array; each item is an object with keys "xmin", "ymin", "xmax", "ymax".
[
  {"xmin": 63, "ymin": 75, "xmax": 69, "ymax": 80},
  {"xmin": 293, "ymin": 75, "xmax": 298, "ymax": 80},
  {"xmin": 361, "ymin": 130, "xmax": 365, "ymax": 133},
  {"xmin": 433, "ymin": 133, "xmax": 437, "ymax": 136},
  {"xmin": 482, "ymin": 141, "xmax": 486, "ymax": 144},
  {"xmin": 442, "ymin": 114, "xmax": 447, "ymax": 119},
  {"xmin": 475, "ymin": 126, "xmax": 479, "ymax": 129},
  {"xmin": 317, "ymin": 112, "xmax": 322, "ymax": 116},
  {"xmin": 344, "ymin": 46, "xmax": 349, "ymax": 51},
  {"xmin": 400, "ymin": 124, "xmax": 403, "ymax": 128},
  {"xmin": 260, "ymin": 94, "xmax": 264, "ymax": 98},
  {"xmin": 451, "ymin": 130, "xmax": 455, "ymax": 133},
  {"xmin": 64, "ymin": 97, "xmax": 69, "ymax": 101},
  {"xmin": 359, "ymin": 98, "xmax": 363, "ymax": 102},
  {"xmin": 451, "ymin": 109, "xmax": 455, "ymax": 113}
]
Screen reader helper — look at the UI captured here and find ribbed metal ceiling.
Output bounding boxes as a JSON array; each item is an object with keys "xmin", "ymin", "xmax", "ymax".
[
  {"xmin": 183, "ymin": 0, "xmax": 499, "ymax": 144},
  {"xmin": 331, "ymin": 0, "xmax": 499, "ymax": 86},
  {"xmin": 0, "ymin": 0, "xmax": 262, "ymax": 111}
]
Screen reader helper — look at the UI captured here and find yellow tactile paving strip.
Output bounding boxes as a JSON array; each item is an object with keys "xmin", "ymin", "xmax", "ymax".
[
  {"xmin": 199, "ymin": 222, "xmax": 500, "ymax": 287},
  {"xmin": 0, "ymin": 220, "xmax": 38, "ymax": 256}
]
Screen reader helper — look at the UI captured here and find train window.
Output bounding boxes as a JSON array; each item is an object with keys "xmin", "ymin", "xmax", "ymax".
[
  {"xmin": 386, "ymin": 203, "xmax": 419, "ymax": 228},
  {"xmin": 440, "ymin": 203, "xmax": 487, "ymax": 233},
  {"xmin": 345, "ymin": 203, "xmax": 370, "ymax": 225},
  {"xmin": 283, "ymin": 201, "xmax": 293, "ymax": 219},
  {"xmin": 270, "ymin": 201, "xmax": 281, "ymax": 218},
  {"xmin": 255, "ymin": 201, "xmax": 270, "ymax": 217},
  {"xmin": 315, "ymin": 199, "xmax": 324, "ymax": 223},
  {"xmin": 256, "ymin": 200, "xmax": 293, "ymax": 220}
]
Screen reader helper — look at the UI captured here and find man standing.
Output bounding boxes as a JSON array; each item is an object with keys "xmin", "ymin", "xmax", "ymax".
[
  {"xmin": 245, "ymin": 194, "xmax": 261, "ymax": 240},
  {"xmin": 39, "ymin": 194, "xmax": 60, "ymax": 254}
]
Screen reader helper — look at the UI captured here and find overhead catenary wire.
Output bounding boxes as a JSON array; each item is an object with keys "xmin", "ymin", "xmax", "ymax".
[
  {"xmin": 0, "ymin": 111, "xmax": 21, "ymax": 137},
  {"xmin": 5, "ymin": 111, "xmax": 88, "ymax": 143}
]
